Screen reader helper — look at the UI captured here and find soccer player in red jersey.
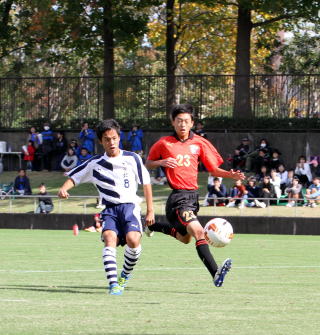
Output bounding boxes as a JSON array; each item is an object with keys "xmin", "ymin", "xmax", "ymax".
[{"xmin": 145, "ymin": 104, "xmax": 245, "ymax": 287}]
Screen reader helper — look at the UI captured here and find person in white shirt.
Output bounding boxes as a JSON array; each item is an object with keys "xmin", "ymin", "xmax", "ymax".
[
  {"xmin": 295, "ymin": 155, "xmax": 312, "ymax": 186},
  {"xmin": 58, "ymin": 119, "xmax": 155, "ymax": 296},
  {"xmin": 270, "ymin": 169, "xmax": 281, "ymax": 199}
]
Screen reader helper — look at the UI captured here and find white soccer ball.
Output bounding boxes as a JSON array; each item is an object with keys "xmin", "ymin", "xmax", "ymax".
[{"xmin": 204, "ymin": 218, "xmax": 234, "ymax": 248}]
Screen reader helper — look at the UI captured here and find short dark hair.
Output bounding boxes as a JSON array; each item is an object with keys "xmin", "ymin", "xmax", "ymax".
[
  {"xmin": 171, "ymin": 104, "xmax": 194, "ymax": 121},
  {"xmin": 96, "ymin": 119, "xmax": 120, "ymax": 140}
]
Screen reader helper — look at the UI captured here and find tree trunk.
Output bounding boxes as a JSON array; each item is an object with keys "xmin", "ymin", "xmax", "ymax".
[
  {"xmin": 166, "ymin": 0, "xmax": 176, "ymax": 117},
  {"xmin": 102, "ymin": 0, "xmax": 115, "ymax": 120},
  {"xmin": 233, "ymin": 4, "xmax": 253, "ymax": 119}
]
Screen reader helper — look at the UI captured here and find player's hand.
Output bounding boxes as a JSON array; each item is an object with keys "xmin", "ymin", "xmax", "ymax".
[
  {"xmin": 145, "ymin": 210, "xmax": 155, "ymax": 226},
  {"xmin": 58, "ymin": 188, "xmax": 69, "ymax": 199},
  {"xmin": 161, "ymin": 157, "xmax": 178, "ymax": 169},
  {"xmin": 229, "ymin": 169, "xmax": 246, "ymax": 180}
]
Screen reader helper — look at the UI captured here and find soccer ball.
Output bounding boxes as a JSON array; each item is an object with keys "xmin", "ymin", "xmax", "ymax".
[{"xmin": 204, "ymin": 218, "xmax": 234, "ymax": 248}]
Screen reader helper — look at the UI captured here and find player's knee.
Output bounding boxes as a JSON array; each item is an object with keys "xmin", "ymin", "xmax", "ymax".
[{"xmin": 126, "ymin": 231, "xmax": 141, "ymax": 248}]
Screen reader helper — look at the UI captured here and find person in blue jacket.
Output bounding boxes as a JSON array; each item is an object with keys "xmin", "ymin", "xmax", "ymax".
[
  {"xmin": 13, "ymin": 169, "xmax": 32, "ymax": 195},
  {"xmin": 77, "ymin": 147, "xmax": 93, "ymax": 166},
  {"xmin": 127, "ymin": 125, "xmax": 143, "ymax": 154},
  {"xmin": 79, "ymin": 122, "xmax": 96, "ymax": 154},
  {"xmin": 40, "ymin": 123, "xmax": 54, "ymax": 171}
]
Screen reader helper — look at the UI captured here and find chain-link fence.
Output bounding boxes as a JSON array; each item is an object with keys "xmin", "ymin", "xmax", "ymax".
[{"xmin": 0, "ymin": 74, "xmax": 319, "ymax": 129}]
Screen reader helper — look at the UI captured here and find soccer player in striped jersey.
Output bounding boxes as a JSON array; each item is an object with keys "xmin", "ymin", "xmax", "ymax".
[
  {"xmin": 58, "ymin": 119, "xmax": 154, "ymax": 295},
  {"xmin": 145, "ymin": 104, "xmax": 245, "ymax": 288}
]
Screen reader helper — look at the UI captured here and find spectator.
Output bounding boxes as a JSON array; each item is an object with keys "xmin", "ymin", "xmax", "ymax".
[
  {"xmin": 61, "ymin": 148, "xmax": 78, "ymax": 172},
  {"xmin": 277, "ymin": 164, "xmax": 288, "ymax": 194},
  {"xmin": 27, "ymin": 126, "xmax": 41, "ymax": 148},
  {"xmin": 304, "ymin": 176, "xmax": 320, "ymax": 208},
  {"xmin": 270, "ymin": 169, "xmax": 281, "ymax": 199},
  {"xmin": 22, "ymin": 140, "xmax": 36, "ymax": 171},
  {"xmin": 252, "ymin": 149, "xmax": 270, "ymax": 174},
  {"xmin": 79, "ymin": 122, "xmax": 96, "ymax": 154},
  {"xmin": 204, "ymin": 177, "xmax": 228, "ymax": 206},
  {"xmin": 269, "ymin": 149, "xmax": 283, "ymax": 170},
  {"xmin": 194, "ymin": 121, "xmax": 207, "ymax": 139},
  {"xmin": 53, "ymin": 131, "xmax": 68, "ymax": 170},
  {"xmin": 232, "ymin": 137, "xmax": 251, "ymax": 170},
  {"xmin": 285, "ymin": 176, "xmax": 302, "ymax": 207},
  {"xmin": 259, "ymin": 176, "xmax": 276, "ymax": 207},
  {"xmin": 255, "ymin": 165, "xmax": 269, "ymax": 183},
  {"xmin": 226, "ymin": 180, "xmax": 248, "ymax": 208},
  {"xmin": 294, "ymin": 155, "xmax": 312, "ymax": 187},
  {"xmin": 40, "ymin": 123, "xmax": 54, "ymax": 171},
  {"xmin": 69, "ymin": 139, "xmax": 80, "ymax": 156},
  {"xmin": 244, "ymin": 138, "xmax": 271, "ymax": 172},
  {"xmin": 151, "ymin": 167, "xmax": 167, "ymax": 185},
  {"xmin": 77, "ymin": 147, "xmax": 92, "ymax": 165},
  {"xmin": 35, "ymin": 183, "xmax": 54, "ymax": 214},
  {"xmin": 84, "ymin": 213, "xmax": 102, "ymax": 232},
  {"xmin": 27, "ymin": 127, "xmax": 41, "ymax": 171},
  {"xmin": 309, "ymin": 156, "xmax": 320, "ymax": 178},
  {"xmin": 127, "ymin": 125, "xmax": 143, "ymax": 155},
  {"xmin": 245, "ymin": 177, "xmax": 265, "ymax": 208},
  {"xmin": 13, "ymin": 169, "xmax": 32, "ymax": 195}
]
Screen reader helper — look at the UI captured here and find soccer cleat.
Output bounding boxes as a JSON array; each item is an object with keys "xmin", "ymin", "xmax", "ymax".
[
  {"xmin": 144, "ymin": 225, "xmax": 154, "ymax": 237},
  {"xmin": 118, "ymin": 271, "xmax": 131, "ymax": 288},
  {"xmin": 214, "ymin": 258, "xmax": 232, "ymax": 287},
  {"xmin": 109, "ymin": 283, "xmax": 123, "ymax": 295}
]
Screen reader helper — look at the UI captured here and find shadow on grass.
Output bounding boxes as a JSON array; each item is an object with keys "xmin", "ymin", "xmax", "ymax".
[{"xmin": 0, "ymin": 284, "xmax": 205, "ymax": 295}]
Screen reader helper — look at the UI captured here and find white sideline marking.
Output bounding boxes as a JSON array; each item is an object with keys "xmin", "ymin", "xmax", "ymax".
[
  {"xmin": 0, "ymin": 265, "xmax": 320, "ymax": 273},
  {"xmin": 0, "ymin": 299, "xmax": 28, "ymax": 302}
]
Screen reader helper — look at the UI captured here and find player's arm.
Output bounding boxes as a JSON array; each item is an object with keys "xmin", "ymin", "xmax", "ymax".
[
  {"xmin": 145, "ymin": 157, "xmax": 178, "ymax": 169},
  {"xmin": 210, "ymin": 167, "xmax": 245, "ymax": 181},
  {"xmin": 58, "ymin": 178, "xmax": 75, "ymax": 199},
  {"xmin": 143, "ymin": 184, "xmax": 155, "ymax": 226}
]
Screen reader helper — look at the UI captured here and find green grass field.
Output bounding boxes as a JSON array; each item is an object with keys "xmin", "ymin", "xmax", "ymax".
[{"xmin": 0, "ymin": 230, "xmax": 319, "ymax": 335}]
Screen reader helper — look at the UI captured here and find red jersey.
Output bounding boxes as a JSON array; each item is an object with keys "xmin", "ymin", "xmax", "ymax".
[{"xmin": 147, "ymin": 132, "xmax": 223, "ymax": 190}]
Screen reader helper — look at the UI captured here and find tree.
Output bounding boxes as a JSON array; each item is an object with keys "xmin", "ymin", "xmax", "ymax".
[{"xmin": 233, "ymin": 0, "xmax": 320, "ymax": 119}]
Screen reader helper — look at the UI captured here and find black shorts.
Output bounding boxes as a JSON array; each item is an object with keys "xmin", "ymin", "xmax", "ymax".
[{"xmin": 165, "ymin": 189, "xmax": 199, "ymax": 236}]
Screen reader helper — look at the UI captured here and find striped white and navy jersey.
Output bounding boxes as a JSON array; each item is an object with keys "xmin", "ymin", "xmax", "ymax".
[{"xmin": 67, "ymin": 150, "xmax": 151, "ymax": 206}]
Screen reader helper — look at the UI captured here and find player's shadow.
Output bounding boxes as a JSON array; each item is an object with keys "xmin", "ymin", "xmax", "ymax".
[
  {"xmin": 125, "ymin": 287, "xmax": 206, "ymax": 295},
  {"xmin": 0, "ymin": 284, "xmax": 105, "ymax": 294}
]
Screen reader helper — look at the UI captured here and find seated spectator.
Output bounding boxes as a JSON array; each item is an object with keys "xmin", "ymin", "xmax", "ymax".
[
  {"xmin": 284, "ymin": 169, "xmax": 295, "ymax": 189},
  {"xmin": 270, "ymin": 169, "xmax": 281, "ymax": 199},
  {"xmin": 226, "ymin": 180, "xmax": 248, "ymax": 209},
  {"xmin": 277, "ymin": 164, "xmax": 288, "ymax": 194},
  {"xmin": 304, "ymin": 176, "xmax": 320, "ymax": 208},
  {"xmin": 69, "ymin": 139, "xmax": 80, "ymax": 156},
  {"xmin": 194, "ymin": 121, "xmax": 207, "ymax": 138},
  {"xmin": 295, "ymin": 155, "xmax": 312, "ymax": 187},
  {"xmin": 151, "ymin": 167, "xmax": 167, "ymax": 185},
  {"xmin": 259, "ymin": 176, "xmax": 276, "ymax": 207},
  {"xmin": 13, "ymin": 169, "xmax": 32, "ymax": 195},
  {"xmin": 309, "ymin": 156, "xmax": 320, "ymax": 178},
  {"xmin": 245, "ymin": 177, "xmax": 265, "ymax": 208},
  {"xmin": 232, "ymin": 137, "xmax": 251, "ymax": 170},
  {"xmin": 61, "ymin": 148, "xmax": 78, "ymax": 172},
  {"xmin": 204, "ymin": 177, "xmax": 228, "ymax": 206},
  {"xmin": 53, "ymin": 131, "xmax": 68, "ymax": 170},
  {"xmin": 84, "ymin": 213, "xmax": 102, "ymax": 232},
  {"xmin": 252, "ymin": 148, "xmax": 270, "ymax": 173},
  {"xmin": 23, "ymin": 140, "xmax": 36, "ymax": 171},
  {"xmin": 77, "ymin": 147, "xmax": 92, "ymax": 166},
  {"xmin": 244, "ymin": 138, "xmax": 271, "ymax": 172},
  {"xmin": 79, "ymin": 122, "xmax": 96, "ymax": 154},
  {"xmin": 255, "ymin": 165, "xmax": 269, "ymax": 183},
  {"xmin": 35, "ymin": 183, "xmax": 54, "ymax": 214},
  {"xmin": 285, "ymin": 176, "xmax": 302, "ymax": 207},
  {"xmin": 269, "ymin": 149, "xmax": 283, "ymax": 170}
]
